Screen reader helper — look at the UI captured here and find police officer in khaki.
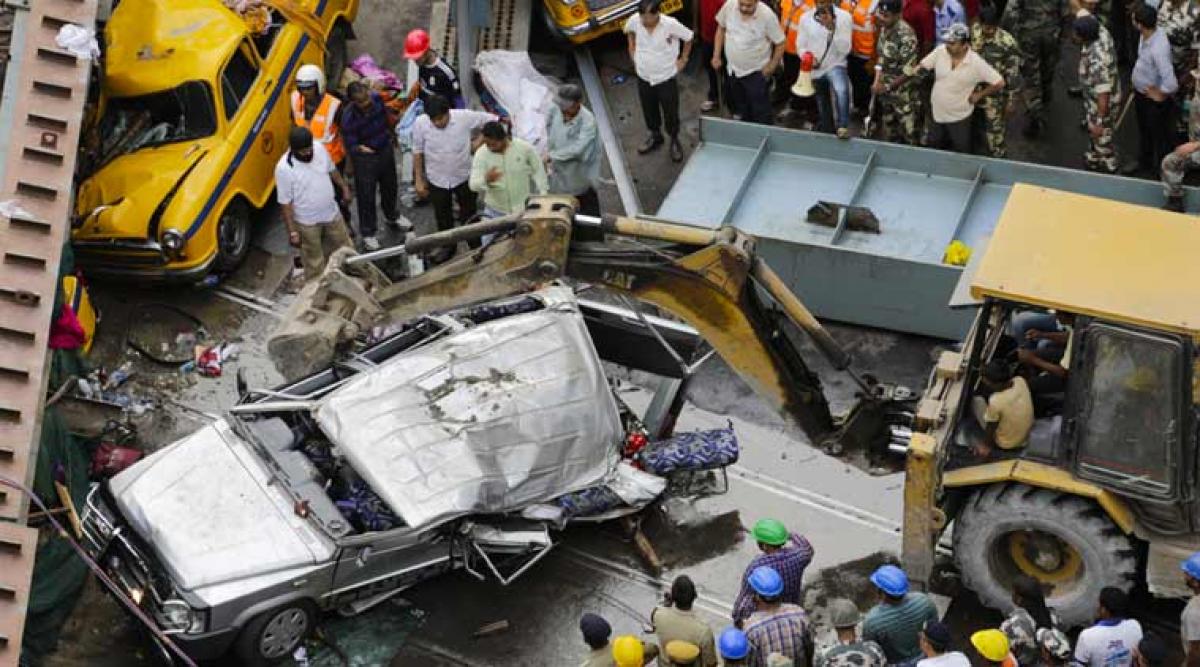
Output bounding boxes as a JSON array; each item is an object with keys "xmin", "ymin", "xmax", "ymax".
[{"xmin": 650, "ymin": 576, "xmax": 718, "ymax": 667}]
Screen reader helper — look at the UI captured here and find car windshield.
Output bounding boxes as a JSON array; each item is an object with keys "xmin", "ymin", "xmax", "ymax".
[{"xmin": 97, "ymin": 81, "xmax": 217, "ymax": 162}]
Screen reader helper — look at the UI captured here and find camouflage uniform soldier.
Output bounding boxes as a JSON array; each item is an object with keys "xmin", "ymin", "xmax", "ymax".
[
  {"xmin": 1000, "ymin": 608, "xmax": 1040, "ymax": 665},
  {"xmin": 1158, "ymin": 0, "xmax": 1199, "ymax": 75},
  {"xmin": 1075, "ymin": 14, "xmax": 1120, "ymax": 173},
  {"xmin": 972, "ymin": 7, "xmax": 1023, "ymax": 157},
  {"xmin": 814, "ymin": 599, "xmax": 887, "ymax": 667},
  {"xmin": 871, "ymin": 0, "xmax": 922, "ymax": 145},
  {"xmin": 1157, "ymin": 0, "xmax": 1198, "ymax": 134},
  {"xmin": 1004, "ymin": 0, "xmax": 1068, "ymax": 136}
]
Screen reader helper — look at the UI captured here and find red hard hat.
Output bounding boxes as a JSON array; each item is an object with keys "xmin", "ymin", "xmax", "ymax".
[{"xmin": 404, "ymin": 29, "xmax": 430, "ymax": 59}]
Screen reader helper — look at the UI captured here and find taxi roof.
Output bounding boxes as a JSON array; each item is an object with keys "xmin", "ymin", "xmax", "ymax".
[
  {"xmin": 970, "ymin": 184, "xmax": 1200, "ymax": 336},
  {"xmin": 104, "ymin": 0, "xmax": 246, "ymax": 97}
]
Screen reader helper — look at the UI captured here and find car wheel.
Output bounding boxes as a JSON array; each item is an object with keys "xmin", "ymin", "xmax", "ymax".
[
  {"xmin": 324, "ymin": 24, "xmax": 349, "ymax": 87},
  {"xmin": 952, "ymin": 483, "xmax": 1137, "ymax": 628},
  {"xmin": 214, "ymin": 199, "xmax": 252, "ymax": 273},
  {"xmin": 234, "ymin": 601, "xmax": 316, "ymax": 666}
]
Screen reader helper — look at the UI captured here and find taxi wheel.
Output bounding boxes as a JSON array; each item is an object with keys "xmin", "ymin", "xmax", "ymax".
[{"xmin": 214, "ymin": 199, "xmax": 252, "ymax": 272}]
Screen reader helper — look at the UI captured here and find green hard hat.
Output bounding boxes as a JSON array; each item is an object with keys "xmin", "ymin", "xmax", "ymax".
[{"xmin": 752, "ymin": 519, "xmax": 789, "ymax": 546}]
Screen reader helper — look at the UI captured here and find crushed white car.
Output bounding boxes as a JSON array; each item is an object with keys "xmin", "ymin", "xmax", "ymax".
[{"xmin": 81, "ymin": 287, "xmax": 679, "ymax": 665}]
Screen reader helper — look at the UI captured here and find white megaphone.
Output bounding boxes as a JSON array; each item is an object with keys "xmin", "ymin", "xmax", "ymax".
[{"xmin": 791, "ymin": 51, "xmax": 816, "ymax": 97}]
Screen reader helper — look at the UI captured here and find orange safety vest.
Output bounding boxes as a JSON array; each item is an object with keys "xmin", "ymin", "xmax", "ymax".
[
  {"xmin": 290, "ymin": 91, "xmax": 345, "ymax": 165},
  {"xmin": 780, "ymin": 0, "xmax": 816, "ymax": 54},
  {"xmin": 841, "ymin": 0, "xmax": 878, "ymax": 59}
]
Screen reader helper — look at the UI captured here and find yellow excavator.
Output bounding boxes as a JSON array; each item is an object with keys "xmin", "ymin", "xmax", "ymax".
[
  {"xmin": 272, "ymin": 186, "xmax": 1200, "ymax": 630},
  {"xmin": 267, "ymin": 195, "xmax": 912, "ymax": 460}
]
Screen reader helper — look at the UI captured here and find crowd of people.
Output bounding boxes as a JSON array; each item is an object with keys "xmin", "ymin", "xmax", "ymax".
[
  {"xmin": 276, "ymin": 29, "xmax": 601, "ymax": 277},
  {"xmin": 278, "ymin": 0, "xmax": 1200, "ymax": 278},
  {"xmin": 686, "ymin": 0, "xmax": 1200, "ymax": 203},
  {"xmin": 572, "ymin": 517, "xmax": 1200, "ymax": 666}
]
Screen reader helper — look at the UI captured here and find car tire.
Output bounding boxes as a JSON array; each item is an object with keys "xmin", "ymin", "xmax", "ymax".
[
  {"xmin": 324, "ymin": 23, "xmax": 349, "ymax": 88},
  {"xmin": 214, "ymin": 199, "xmax": 252, "ymax": 273},
  {"xmin": 233, "ymin": 600, "xmax": 317, "ymax": 666},
  {"xmin": 952, "ymin": 483, "xmax": 1137, "ymax": 628}
]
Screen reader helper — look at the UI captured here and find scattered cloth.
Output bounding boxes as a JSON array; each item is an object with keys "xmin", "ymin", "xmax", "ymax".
[
  {"xmin": 0, "ymin": 199, "xmax": 37, "ymax": 221},
  {"xmin": 55, "ymin": 24, "xmax": 99, "ymax": 60},
  {"xmin": 49, "ymin": 304, "xmax": 85, "ymax": 350},
  {"xmin": 474, "ymin": 50, "xmax": 557, "ymax": 153},
  {"xmin": 639, "ymin": 423, "xmax": 740, "ymax": 475}
]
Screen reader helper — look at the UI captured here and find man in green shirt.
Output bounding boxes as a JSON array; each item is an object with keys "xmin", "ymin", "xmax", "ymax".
[
  {"xmin": 468, "ymin": 121, "xmax": 549, "ymax": 219},
  {"xmin": 862, "ymin": 565, "xmax": 939, "ymax": 666}
]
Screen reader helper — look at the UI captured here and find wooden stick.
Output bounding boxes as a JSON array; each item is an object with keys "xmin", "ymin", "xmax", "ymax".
[{"xmin": 54, "ymin": 481, "xmax": 83, "ymax": 538}]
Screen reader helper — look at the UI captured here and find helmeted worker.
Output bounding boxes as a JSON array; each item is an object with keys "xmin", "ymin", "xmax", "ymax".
[
  {"xmin": 664, "ymin": 640, "xmax": 702, "ymax": 666},
  {"xmin": 292, "ymin": 64, "xmax": 345, "ymax": 166},
  {"xmin": 1182, "ymin": 552, "xmax": 1200, "ymax": 666},
  {"xmin": 840, "ymin": 0, "xmax": 879, "ymax": 114},
  {"xmin": 862, "ymin": 564, "xmax": 939, "ymax": 664},
  {"xmin": 404, "ymin": 28, "xmax": 465, "ymax": 108},
  {"xmin": 971, "ymin": 629, "xmax": 1018, "ymax": 667},
  {"xmin": 718, "ymin": 627, "xmax": 752, "ymax": 666},
  {"xmin": 871, "ymin": 0, "xmax": 922, "ymax": 145},
  {"xmin": 732, "ymin": 518, "xmax": 815, "ymax": 626},
  {"xmin": 615, "ymin": 636, "xmax": 646, "ymax": 667},
  {"xmin": 814, "ymin": 598, "xmax": 886, "ymax": 666}
]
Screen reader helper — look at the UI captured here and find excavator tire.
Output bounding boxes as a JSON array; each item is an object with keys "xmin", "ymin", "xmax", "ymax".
[{"xmin": 952, "ymin": 483, "xmax": 1137, "ymax": 628}]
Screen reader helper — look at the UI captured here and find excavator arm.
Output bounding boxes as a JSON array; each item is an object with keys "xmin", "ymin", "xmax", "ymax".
[{"xmin": 268, "ymin": 196, "xmax": 900, "ymax": 451}]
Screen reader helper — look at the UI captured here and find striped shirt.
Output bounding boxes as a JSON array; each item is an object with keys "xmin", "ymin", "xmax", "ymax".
[
  {"xmin": 744, "ymin": 604, "xmax": 812, "ymax": 667},
  {"xmin": 862, "ymin": 592, "xmax": 939, "ymax": 663},
  {"xmin": 733, "ymin": 535, "xmax": 815, "ymax": 623}
]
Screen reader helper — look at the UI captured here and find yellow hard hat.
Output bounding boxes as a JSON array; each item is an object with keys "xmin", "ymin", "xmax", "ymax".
[
  {"xmin": 666, "ymin": 640, "xmax": 701, "ymax": 663},
  {"xmin": 971, "ymin": 629, "xmax": 1010, "ymax": 662},
  {"xmin": 613, "ymin": 635, "xmax": 644, "ymax": 667}
]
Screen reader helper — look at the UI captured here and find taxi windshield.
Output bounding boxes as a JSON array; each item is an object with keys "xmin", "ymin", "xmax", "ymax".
[{"xmin": 98, "ymin": 81, "xmax": 217, "ymax": 162}]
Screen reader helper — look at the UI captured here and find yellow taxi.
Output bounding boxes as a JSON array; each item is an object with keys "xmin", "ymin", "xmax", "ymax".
[
  {"xmin": 72, "ymin": 0, "xmax": 357, "ymax": 280},
  {"xmin": 541, "ymin": 0, "xmax": 684, "ymax": 44}
]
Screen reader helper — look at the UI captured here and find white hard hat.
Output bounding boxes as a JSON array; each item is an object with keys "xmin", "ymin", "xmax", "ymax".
[{"xmin": 295, "ymin": 64, "xmax": 325, "ymax": 95}]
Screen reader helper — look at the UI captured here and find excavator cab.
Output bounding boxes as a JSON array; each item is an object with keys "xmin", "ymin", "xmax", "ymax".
[{"xmin": 903, "ymin": 185, "xmax": 1200, "ymax": 628}]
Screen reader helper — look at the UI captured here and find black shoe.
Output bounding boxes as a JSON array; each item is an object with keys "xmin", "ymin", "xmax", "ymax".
[
  {"xmin": 1164, "ymin": 195, "xmax": 1186, "ymax": 212},
  {"xmin": 669, "ymin": 139, "xmax": 683, "ymax": 162},
  {"xmin": 637, "ymin": 134, "xmax": 664, "ymax": 154}
]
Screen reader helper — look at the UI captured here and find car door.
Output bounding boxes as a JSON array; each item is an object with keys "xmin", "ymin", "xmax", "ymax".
[
  {"xmin": 218, "ymin": 38, "xmax": 281, "ymax": 207},
  {"xmin": 326, "ymin": 528, "xmax": 453, "ymax": 606}
]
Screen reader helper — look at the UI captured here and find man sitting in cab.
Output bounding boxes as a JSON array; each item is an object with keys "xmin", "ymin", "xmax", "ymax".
[{"xmin": 970, "ymin": 359, "xmax": 1034, "ymax": 459}]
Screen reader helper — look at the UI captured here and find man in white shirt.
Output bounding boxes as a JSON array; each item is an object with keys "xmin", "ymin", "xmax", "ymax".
[
  {"xmin": 625, "ymin": 0, "xmax": 694, "ymax": 161},
  {"xmin": 795, "ymin": 0, "xmax": 854, "ymax": 137},
  {"xmin": 909, "ymin": 23, "xmax": 1004, "ymax": 153},
  {"xmin": 411, "ymin": 94, "xmax": 497, "ymax": 262},
  {"xmin": 1074, "ymin": 588, "xmax": 1143, "ymax": 667},
  {"xmin": 275, "ymin": 126, "xmax": 353, "ymax": 281},
  {"xmin": 712, "ymin": 0, "xmax": 786, "ymax": 124}
]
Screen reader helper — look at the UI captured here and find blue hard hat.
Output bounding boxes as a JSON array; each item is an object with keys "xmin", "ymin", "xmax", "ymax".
[
  {"xmin": 748, "ymin": 565, "xmax": 784, "ymax": 597},
  {"xmin": 870, "ymin": 564, "xmax": 910, "ymax": 596},
  {"xmin": 1182, "ymin": 552, "xmax": 1200, "ymax": 580},
  {"xmin": 718, "ymin": 627, "xmax": 750, "ymax": 660}
]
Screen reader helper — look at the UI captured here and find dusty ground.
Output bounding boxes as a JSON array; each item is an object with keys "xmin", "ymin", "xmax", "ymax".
[{"xmin": 40, "ymin": 2, "xmax": 1187, "ymax": 666}]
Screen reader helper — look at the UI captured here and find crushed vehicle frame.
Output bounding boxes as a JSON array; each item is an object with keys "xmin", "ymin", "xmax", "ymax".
[{"xmin": 81, "ymin": 287, "xmax": 678, "ymax": 665}]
